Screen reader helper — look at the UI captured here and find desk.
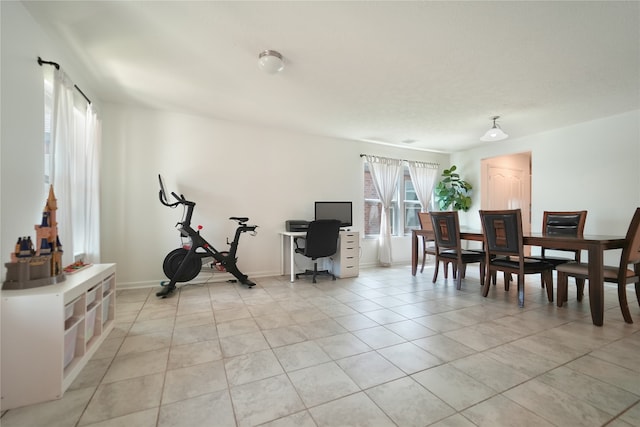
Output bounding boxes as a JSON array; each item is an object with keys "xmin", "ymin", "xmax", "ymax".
[
  {"xmin": 280, "ymin": 231, "xmax": 306, "ymax": 282},
  {"xmin": 411, "ymin": 229, "xmax": 626, "ymax": 326}
]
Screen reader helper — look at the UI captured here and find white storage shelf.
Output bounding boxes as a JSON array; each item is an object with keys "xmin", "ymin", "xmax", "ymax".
[{"xmin": 1, "ymin": 263, "xmax": 116, "ymax": 410}]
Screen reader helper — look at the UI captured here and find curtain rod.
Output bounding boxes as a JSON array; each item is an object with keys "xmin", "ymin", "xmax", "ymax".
[
  {"xmin": 359, "ymin": 154, "xmax": 439, "ymax": 167},
  {"xmin": 37, "ymin": 57, "xmax": 92, "ymax": 105}
]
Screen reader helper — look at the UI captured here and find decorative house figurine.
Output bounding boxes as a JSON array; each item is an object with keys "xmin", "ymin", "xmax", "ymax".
[{"xmin": 3, "ymin": 185, "xmax": 65, "ymax": 289}]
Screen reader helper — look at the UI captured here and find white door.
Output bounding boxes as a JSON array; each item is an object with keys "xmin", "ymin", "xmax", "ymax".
[{"xmin": 481, "ymin": 153, "xmax": 532, "ymax": 240}]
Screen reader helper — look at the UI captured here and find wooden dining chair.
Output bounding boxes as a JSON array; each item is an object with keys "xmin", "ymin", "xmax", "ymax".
[
  {"xmin": 417, "ymin": 212, "xmax": 437, "ymax": 273},
  {"xmin": 430, "ymin": 211, "xmax": 485, "ymax": 290},
  {"xmin": 556, "ymin": 207, "xmax": 640, "ymax": 323},
  {"xmin": 527, "ymin": 210, "xmax": 587, "ymax": 288},
  {"xmin": 479, "ymin": 209, "xmax": 555, "ymax": 307}
]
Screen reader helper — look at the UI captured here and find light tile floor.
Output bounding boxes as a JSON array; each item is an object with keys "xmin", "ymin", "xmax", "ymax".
[{"xmin": 2, "ymin": 264, "xmax": 640, "ymax": 426}]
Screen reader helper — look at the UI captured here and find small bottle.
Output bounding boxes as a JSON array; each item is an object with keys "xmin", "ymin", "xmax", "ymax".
[{"xmin": 182, "ymin": 236, "xmax": 192, "ymax": 250}]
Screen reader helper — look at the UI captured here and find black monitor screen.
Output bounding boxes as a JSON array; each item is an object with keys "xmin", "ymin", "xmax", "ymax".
[{"xmin": 315, "ymin": 201, "xmax": 352, "ymax": 227}]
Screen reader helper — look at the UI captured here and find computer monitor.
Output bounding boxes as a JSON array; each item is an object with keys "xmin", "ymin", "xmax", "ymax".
[{"xmin": 315, "ymin": 201, "xmax": 352, "ymax": 228}]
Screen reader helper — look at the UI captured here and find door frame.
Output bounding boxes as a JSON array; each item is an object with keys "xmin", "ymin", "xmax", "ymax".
[{"xmin": 480, "ymin": 152, "xmax": 532, "ymax": 236}]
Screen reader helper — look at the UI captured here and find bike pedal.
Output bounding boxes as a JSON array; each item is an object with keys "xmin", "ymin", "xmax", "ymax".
[{"xmin": 243, "ymin": 279, "xmax": 256, "ymax": 288}]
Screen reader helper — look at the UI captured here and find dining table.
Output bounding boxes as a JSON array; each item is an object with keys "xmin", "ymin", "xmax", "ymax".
[{"xmin": 411, "ymin": 228, "xmax": 627, "ymax": 326}]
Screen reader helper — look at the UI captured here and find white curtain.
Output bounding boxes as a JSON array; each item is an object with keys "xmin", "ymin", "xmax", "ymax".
[
  {"xmin": 50, "ymin": 68, "xmax": 101, "ymax": 266},
  {"xmin": 407, "ymin": 161, "xmax": 439, "ymax": 212},
  {"xmin": 51, "ymin": 69, "xmax": 75, "ymax": 268},
  {"xmin": 365, "ymin": 155, "xmax": 403, "ymax": 266},
  {"xmin": 83, "ymin": 105, "xmax": 101, "ymax": 263}
]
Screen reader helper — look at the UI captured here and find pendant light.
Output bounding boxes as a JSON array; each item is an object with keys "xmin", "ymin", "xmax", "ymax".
[{"xmin": 480, "ymin": 116, "xmax": 509, "ymax": 141}]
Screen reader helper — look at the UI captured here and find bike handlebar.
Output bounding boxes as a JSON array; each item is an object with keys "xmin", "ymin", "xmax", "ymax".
[
  {"xmin": 158, "ymin": 188, "xmax": 193, "ymax": 209},
  {"xmin": 159, "ymin": 176, "xmax": 255, "ymax": 228}
]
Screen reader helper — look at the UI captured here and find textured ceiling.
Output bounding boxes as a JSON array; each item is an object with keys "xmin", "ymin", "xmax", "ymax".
[{"xmin": 23, "ymin": 1, "xmax": 640, "ymax": 153}]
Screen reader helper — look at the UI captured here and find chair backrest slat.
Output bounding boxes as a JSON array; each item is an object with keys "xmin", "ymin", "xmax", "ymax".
[
  {"xmin": 304, "ymin": 219, "xmax": 341, "ymax": 259},
  {"xmin": 418, "ymin": 212, "xmax": 433, "ymax": 232},
  {"xmin": 622, "ymin": 208, "xmax": 640, "ymax": 266}
]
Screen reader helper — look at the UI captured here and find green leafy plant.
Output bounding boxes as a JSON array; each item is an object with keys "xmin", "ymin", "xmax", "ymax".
[{"xmin": 434, "ymin": 165, "xmax": 473, "ymax": 211}]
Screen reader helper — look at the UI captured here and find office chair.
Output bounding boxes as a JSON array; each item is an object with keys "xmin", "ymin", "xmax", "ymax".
[{"xmin": 295, "ymin": 219, "xmax": 341, "ymax": 283}]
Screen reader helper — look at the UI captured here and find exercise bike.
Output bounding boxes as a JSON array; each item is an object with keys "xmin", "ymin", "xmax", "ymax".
[{"xmin": 156, "ymin": 175, "xmax": 258, "ymax": 298}]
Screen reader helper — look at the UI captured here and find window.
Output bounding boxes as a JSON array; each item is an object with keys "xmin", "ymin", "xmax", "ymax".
[
  {"xmin": 404, "ymin": 177, "xmax": 421, "ymax": 234},
  {"xmin": 364, "ymin": 164, "xmax": 423, "ymax": 237}
]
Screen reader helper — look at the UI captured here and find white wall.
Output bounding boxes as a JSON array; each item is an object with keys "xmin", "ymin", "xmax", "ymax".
[
  {"xmin": 452, "ymin": 110, "xmax": 640, "ymax": 263},
  {"xmin": 1, "ymin": 2, "xmax": 448, "ymax": 286},
  {"xmin": 100, "ymin": 106, "xmax": 449, "ymax": 287},
  {"xmin": 0, "ymin": 1, "xmax": 99, "ymax": 280}
]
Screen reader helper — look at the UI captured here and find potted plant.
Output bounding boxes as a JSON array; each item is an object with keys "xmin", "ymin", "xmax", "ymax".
[{"xmin": 434, "ymin": 165, "xmax": 473, "ymax": 211}]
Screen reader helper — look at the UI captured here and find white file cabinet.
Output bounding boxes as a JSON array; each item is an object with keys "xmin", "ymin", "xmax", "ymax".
[
  {"xmin": 333, "ymin": 231, "xmax": 359, "ymax": 278},
  {"xmin": 1, "ymin": 264, "xmax": 116, "ymax": 410}
]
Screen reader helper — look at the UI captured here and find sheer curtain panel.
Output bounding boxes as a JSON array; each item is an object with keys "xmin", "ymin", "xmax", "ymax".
[
  {"xmin": 51, "ymin": 69, "xmax": 75, "ymax": 268},
  {"xmin": 83, "ymin": 105, "xmax": 101, "ymax": 263},
  {"xmin": 365, "ymin": 155, "xmax": 403, "ymax": 266},
  {"xmin": 49, "ymin": 68, "xmax": 101, "ymax": 266},
  {"xmin": 407, "ymin": 161, "xmax": 439, "ymax": 212}
]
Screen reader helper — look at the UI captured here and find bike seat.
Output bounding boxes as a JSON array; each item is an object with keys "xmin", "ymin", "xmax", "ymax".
[{"xmin": 229, "ymin": 216, "xmax": 249, "ymax": 223}]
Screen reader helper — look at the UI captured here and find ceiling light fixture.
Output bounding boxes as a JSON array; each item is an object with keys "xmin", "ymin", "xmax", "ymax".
[
  {"xmin": 480, "ymin": 116, "xmax": 509, "ymax": 142},
  {"xmin": 258, "ymin": 50, "xmax": 284, "ymax": 74}
]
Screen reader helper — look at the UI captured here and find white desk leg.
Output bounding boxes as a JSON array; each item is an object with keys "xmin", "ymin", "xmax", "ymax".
[
  {"xmin": 290, "ymin": 235, "xmax": 295, "ymax": 282},
  {"xmin": 280, "ymin": 234, "xmax": 285, "ymax": 277}
]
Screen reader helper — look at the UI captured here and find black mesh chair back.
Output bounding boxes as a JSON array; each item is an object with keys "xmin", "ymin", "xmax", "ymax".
[{"xmin": 302, "ymin": 219, "xmax": 341, "ymax": 259}]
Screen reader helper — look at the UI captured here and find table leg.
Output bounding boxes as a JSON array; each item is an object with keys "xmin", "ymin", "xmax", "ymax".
[
  {"xmin": 587, "ymin": 244, "xmax": 605, "ymax": 326},
  {"xmin": 289, "ymin": 235, "xmax": 295, "ymax": 283},
  {"xmin": 412, "ymin": 231, "xmax": 418, "ymax": 276}
]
